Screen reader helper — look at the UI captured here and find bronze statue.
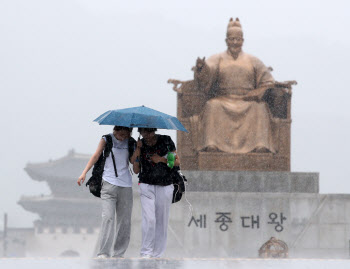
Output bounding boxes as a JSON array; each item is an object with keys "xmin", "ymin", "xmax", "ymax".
[
  {"xmin": 191, "ymin": 18, "xmax": 292, "ymax": 153},
  {"xmin": 169, "ymin": 18, "xmax": 296, "ymax": 171}
]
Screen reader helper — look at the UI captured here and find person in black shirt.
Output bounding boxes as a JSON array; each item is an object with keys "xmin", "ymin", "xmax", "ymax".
[{"xmin": 133, "ymin": 128, "xmax": 180, "ymax": 258}]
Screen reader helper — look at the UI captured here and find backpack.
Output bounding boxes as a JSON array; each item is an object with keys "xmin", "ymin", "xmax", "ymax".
[
  {"xmin": 86, "ymin": 134, "xmax": 136, "ymax": 198},
  {"xmin": 171, "ymin": 166, "xmax": 187, "ymax": 203},
  {"xmin": 161, "ymin": 136, "xmax": 187, "ymax": 203}
]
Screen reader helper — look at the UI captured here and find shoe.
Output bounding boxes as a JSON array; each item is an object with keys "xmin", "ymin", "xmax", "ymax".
[
  {"xmin": 96, "ymin": 254, "xmax": 109, "ymax": 259},
  {"xmin": 140, "ymin": 254, "xmax": 152, "ymax": 259}
]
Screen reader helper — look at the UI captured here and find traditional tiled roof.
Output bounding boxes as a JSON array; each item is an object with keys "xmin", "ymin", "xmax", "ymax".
[
  {"xmin": 18, "ymin": 195, "xmax": 101, "ymax": 226},
  {"xmin": 24, "ymin": 150, "xmax": 91, "ymax": 181}
]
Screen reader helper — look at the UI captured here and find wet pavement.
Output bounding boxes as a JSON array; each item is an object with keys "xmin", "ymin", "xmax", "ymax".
[{"xmin": 0, "ymin": 258, "xmax": 349, "ymax": 269}]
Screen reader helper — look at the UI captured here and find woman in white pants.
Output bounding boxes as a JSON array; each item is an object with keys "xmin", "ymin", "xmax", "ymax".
[
  {"xmin": 133, "ymin": 128, "xmax": 180, "ymax": 258},
  {"xmin": 77, "ymin": 126, "xmax": 138, "ymax": 258}
]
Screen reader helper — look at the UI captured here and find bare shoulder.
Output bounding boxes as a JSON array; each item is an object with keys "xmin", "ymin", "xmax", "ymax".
[{"xmin": 97, "ymin": 138, "xmax": 106, "ymax": 149}]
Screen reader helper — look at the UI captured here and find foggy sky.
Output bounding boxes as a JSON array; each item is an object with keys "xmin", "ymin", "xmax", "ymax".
[{"xmin": 1, "ymin": 0, "xmax": 350, "ymax": 227}]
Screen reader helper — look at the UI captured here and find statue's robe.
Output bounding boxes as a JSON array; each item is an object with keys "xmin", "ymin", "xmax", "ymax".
[{"xmin": 190, "ymin": 50, "xmax": 277, "ymax": 153}]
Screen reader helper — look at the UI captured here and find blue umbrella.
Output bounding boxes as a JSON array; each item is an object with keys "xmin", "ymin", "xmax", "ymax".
[{"xmin": 93, "ymin": 106, "xmax": 188, "ymax": 132}]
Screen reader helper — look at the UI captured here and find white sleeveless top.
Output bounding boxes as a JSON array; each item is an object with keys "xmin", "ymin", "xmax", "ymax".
[{"xmin": 102, "ymin": 134, "xmax": 132, "ymax": 187}]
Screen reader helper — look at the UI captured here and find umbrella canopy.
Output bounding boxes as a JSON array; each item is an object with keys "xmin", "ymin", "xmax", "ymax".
[{"xmin": 93, "ymin": 106, "xmax": 188, "ymax": 132}]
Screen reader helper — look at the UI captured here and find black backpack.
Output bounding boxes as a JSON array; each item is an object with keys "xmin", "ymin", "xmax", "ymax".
[
  {"xmin": 171, "ymin": 166, "xmax": 187, "ymax": 203},
  {"xmin": 86, "ymin": 134, "xmax": 135, "ymax": 198}
]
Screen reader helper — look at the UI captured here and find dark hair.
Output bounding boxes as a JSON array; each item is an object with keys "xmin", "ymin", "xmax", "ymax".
[
  {"xmin": 138, "ymin": 128, "xmax": 157, "ymax": 133},
  {"xmin": 113, "ymin": 126, "xmax": 132, "ymax": 132}
]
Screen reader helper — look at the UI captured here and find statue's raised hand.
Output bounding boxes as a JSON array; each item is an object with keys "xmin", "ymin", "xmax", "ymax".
[
  {"xmin": 193, "ymin": 57, "xmax": 210, "ymax": 88},
  {"xmin": 195, "ymin": 57, "xmax": 206, "ymax": 71}
]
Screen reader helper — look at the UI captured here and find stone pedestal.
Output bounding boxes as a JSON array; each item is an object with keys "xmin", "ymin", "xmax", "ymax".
[
  {"xmin": 162, "ymin": 191, "xmax": 350, "ymax": 259},
  {"xmin": 183, "ymin": 171, "xmax": 319, "ymax": 193}
]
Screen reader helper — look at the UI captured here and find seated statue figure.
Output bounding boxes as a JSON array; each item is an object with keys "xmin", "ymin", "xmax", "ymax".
[{"xmin": 190, "ymin": 18, "xmax": 283, "ymax": 154}]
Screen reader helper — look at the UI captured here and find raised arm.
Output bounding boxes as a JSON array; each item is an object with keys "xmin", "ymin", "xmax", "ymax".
[
  {"xmin": 131, "ymin": 138, "xmax": 142, "ymax": 174},
  {"xmin": 193, "ymin": 55, "xmax": 220, "ymax": 95},
  {"xmin": 193, "ymin": 57, "xmax": 211, "ymax": 90},
  {"xmin": 77, "ymin": 138, "xmax": 106, "ymax": 186},
  {"xmin": 129, "ymin": 138, "xmax": 140, "ymax": 164}
]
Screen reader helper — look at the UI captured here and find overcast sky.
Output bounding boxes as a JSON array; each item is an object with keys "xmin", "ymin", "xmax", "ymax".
[{"xmin": 1, "ymin": 0, "xmax": 350, "ymax": 227}]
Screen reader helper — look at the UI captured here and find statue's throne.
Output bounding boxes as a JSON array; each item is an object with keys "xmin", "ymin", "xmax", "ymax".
[{"xmin": 168, "ymin": 79, "xmax": 296, "ymax": 171}]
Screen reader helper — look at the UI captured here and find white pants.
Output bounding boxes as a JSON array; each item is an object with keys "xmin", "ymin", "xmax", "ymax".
[{"xmin": 139, "ymin": 183, "xmax": 174, "ymax": 258}]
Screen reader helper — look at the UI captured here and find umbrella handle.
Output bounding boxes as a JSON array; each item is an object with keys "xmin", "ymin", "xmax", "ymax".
[{"xmin": 135, "ymin": 134, "xmax": 142, "ymax": 151}]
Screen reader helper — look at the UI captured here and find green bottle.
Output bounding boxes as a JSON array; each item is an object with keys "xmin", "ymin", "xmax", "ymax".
[{"xmin": 167, "ymin": 152, "xmax": 176, "ymax": 169}]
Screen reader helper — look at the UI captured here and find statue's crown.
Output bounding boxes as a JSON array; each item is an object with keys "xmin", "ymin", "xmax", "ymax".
[{"xmin": 227, "ymin": 17, "xmax": 242, "ymax": 30}]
